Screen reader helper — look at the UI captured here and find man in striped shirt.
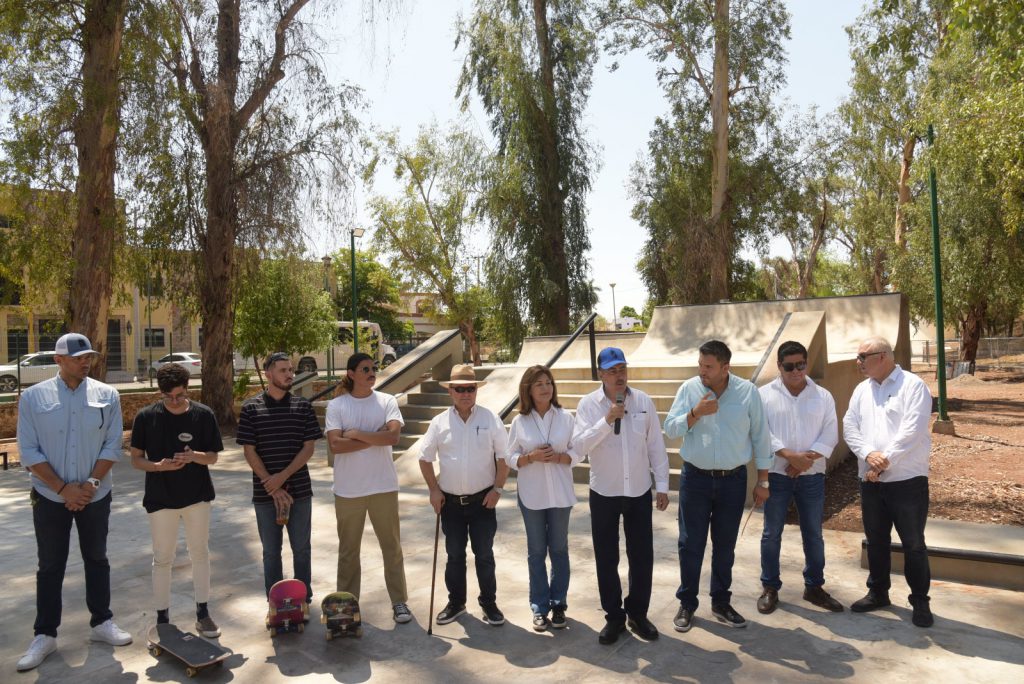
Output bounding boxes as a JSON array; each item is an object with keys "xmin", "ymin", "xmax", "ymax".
[{"xmin": 238, "ymin": 352, "xmax": 323, "ymax": 604}]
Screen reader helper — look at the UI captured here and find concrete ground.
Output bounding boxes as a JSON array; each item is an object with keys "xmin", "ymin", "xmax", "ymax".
[{"xmin": 2, "ymin": 442, "xmax": 1022, "ymax": 683}]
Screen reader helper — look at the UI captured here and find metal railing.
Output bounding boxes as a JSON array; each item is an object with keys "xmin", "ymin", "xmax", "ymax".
[{"xmin": 498, "ymin": 312, "xmax": 599, "ymax": 421}]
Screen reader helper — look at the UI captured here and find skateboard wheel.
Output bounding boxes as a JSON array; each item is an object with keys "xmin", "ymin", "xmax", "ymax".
[
  {"xmin": 185, "ymin": 666, "xmax": 198, "ymax": 677},
  {"xmin": 149, "ymin": 646, "xmax": 163, "ymax": 657},
  {"xmin": 297, "ymin": 622, "xmax": 304, "ymax": 633},
  {"xmin": 325, "ymin": 631, "xmax": 333, "ymax": 641},
  {"xmin": 354, "ymin": 626, "xmax": 362, "ymax": 638}
]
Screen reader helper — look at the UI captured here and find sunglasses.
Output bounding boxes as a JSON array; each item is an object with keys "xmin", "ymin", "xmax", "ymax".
[
  {"xmin": 452, "ymin": 385, "xmax": 477, "ymax": 394},
  {"xmin": 356, "ymin": 365, "xmax": 379, "ymax": 374},
  {"xmin": 780, "ymin": 361, "xmax": 807, "ymax": 372},
  {"xmin": 856, "ymin": 351, "xmax": 885, "ymax": 363}
]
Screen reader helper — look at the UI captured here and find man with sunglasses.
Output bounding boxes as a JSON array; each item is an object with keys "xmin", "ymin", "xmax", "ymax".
[
  {"xmin": 755, "ymin": 341, "xmax": 841, "ymax": 615},
  {"xmin": 16, "ymin": 333, "xmax": 131, "ymax": 672},
  {"xmin": 844, "ymin": 337, "xmax": 934, "ymax": 627},
  {"xmin": 237, "ymin": 352, "xmax": 323, "ymax": 606},
  {"xmin": 130, "ymin": 362, "xmax": 223, "ymax": 636},
  {"xmin": 325, "ymin": 352, "xmax": 412, "ymax": 625},
  {"xmin": 419, "ymin": 364, "xmax": 510, "ymax": 627}
]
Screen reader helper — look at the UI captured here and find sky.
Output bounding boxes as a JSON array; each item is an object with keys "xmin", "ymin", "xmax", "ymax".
[{"xmin": 314, "ymin": 0, "xmax": 866, "ymax": 318}]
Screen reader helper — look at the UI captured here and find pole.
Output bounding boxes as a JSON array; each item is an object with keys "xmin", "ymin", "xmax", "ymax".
[
  {"xmin": 610, "ymin": 283, "xmax": 617, "ymax": 331},
  {"xmin": 147, "ymin": 267, "xmax": 153, "ymax": 388},
  {"xmin": 927, "ymin": 124, "xmax": 954, "ymax": 433},
  {"xmin": 350, "ymin": 230, "xmax": 359, "ymax": 355}
]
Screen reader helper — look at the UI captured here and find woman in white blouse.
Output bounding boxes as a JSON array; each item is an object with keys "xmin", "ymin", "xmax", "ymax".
[{"xmin": 506, "ymin": 365, "xmax": 582, "ymax": 632}]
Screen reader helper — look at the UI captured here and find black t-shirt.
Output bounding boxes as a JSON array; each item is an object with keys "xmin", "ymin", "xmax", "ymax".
[
  {"xmin": 235, "ymin": 391, "xmax": 322, "ymax": 504},
  {"xmin": 130, "ymin": 400, "xmax": 223, "ymax": 513}
]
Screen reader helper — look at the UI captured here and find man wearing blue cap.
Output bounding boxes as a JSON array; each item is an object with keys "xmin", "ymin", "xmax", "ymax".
[
  {"xmin": 16, "ymin": 333, "xmax": 132, "ymax": 672},
  {"xmin": 573, "ymin": 347, "xmax": 670, "ymax": 645}
]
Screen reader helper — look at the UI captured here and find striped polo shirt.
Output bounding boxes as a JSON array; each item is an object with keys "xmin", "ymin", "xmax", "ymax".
[{"xmin": 236, "ymin": 391, "xmax": 323, "ymax": 504}]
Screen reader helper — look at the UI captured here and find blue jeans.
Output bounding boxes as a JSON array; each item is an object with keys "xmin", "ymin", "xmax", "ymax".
[
  {"xmin": 518, "ymin": 497, "xmax": 571, "ymax": 616},
  {"xmin": 861, "ymin": 476, "xmax": 930, "ymax": 599},
  {"xmin": 676, "ymin": 464, "xmax": 747, "ymax": 611},
  {"xmin": 760, "ymin": 472, "xmax": 826, "ymax": 590},
  {"xmin": 254, "ymin": 496, "xmax": 312, "ymax": 602},
  {"xmin": 32, "ymin": 489, "xmax": 114, "ymax": 637}
]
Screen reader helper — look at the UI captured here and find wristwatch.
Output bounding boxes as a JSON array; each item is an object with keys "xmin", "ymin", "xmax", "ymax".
[
  {"xmin": 493, "ymin": 487, "xmax": 505, "ymax": 495},
  {"xmin": 86, "ymin": 477, "xmax": 101, "ymax": 489},
  {"xmin": 757, "ymin": 480, "xmax": 770, "ymax": 489}
]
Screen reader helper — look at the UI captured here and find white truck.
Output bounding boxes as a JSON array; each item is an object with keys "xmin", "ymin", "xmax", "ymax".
[{"xmin": 293, "ymin": 321, "xmax": 396, "ymax": 375}]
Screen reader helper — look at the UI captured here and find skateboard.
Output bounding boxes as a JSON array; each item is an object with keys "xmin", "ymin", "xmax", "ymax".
[
  {"xmin": 321, "ymin": 591, "xmax": 362, "ymax": 640},
  {"xmin": 267, "ymin": 578, "xmax": 308, "ymax": 635},
  {"xmin": 147, "ymin": 623, "xmax": 228, "ymax": 678}
]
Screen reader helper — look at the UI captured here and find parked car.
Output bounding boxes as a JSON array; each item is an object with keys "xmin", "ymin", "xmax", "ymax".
[
  {"xmin": 149, "ymin": 352, "xmax": 202, "ymax": 379},
  {"xmin": 0, "ymin": 352, "xmax": 58, "ymax": 392}
]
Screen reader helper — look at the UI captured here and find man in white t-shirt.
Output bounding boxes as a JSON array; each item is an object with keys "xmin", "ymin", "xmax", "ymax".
[{"xmin": 325, "ymin": 352, "xmax": 411, "ymax": 624}]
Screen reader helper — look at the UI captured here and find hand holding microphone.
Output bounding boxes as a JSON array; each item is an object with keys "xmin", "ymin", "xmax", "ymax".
[{"xmin": 613, "ymin": 392, "xmax": 624, "ymax": 434}]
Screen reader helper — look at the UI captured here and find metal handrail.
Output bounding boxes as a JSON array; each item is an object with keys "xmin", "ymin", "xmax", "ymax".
[
  {"xmin": 498, "ymin": 312, "xmax": 599, "ymax": 420},
  {"xmin": 308, "ymin": 328, "xmax": 463, "ymax": 403}
]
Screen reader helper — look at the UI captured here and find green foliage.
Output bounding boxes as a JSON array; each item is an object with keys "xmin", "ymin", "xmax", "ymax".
[
  {"xmin": 619, "ymin": 305, "xmax": 639, "ymax": 319},
  {"xmin": 233, "ymin": 372, "xmax": 253, "ymax": 400},
  {"xmin": 458, "ymin": 0, "xmax": 598, "ymax": 343},
  {"xmin": 331, "ymin": 247, "xmax": 409, "ymax": 342},
  {"xmin": 233, "ymin": 256, "xmax": 336, "ymax": 364}
]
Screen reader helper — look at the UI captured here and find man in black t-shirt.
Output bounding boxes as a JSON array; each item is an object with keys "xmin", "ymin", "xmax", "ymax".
[
  {"xmin": 236, "ymin": 352, "xmax": 323, "ymax": 603},
  {"xmin": 130, "ymin": 363, "xmax": 224, "ymax": 638}
]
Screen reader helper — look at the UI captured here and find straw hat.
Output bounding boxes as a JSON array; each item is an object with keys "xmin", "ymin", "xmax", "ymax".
[{"xmin": 439, "ymin": 364, "xmax": 486, "ymax": 388}]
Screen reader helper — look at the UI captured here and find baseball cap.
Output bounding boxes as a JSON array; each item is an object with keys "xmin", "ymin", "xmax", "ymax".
[
  {"xmin": 55, "ymin": 333, "xmax": 99, "ymax": 357},
  {"xmin": 598, "ymin": 347, "xmax": 627, "ymax": 369}
]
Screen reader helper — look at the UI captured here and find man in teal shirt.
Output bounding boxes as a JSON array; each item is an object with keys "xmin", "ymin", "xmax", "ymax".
[{"xmin": 663, "ymin": 340, "xmax": 772, "ymax": 633}]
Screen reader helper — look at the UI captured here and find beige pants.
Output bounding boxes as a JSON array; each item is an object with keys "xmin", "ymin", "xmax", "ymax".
[
  {"xmin": 334, "ymin": 491, "xmax": 408, "ymax": 604},
  {"xmin": 148, "ymin": 501, "xmax": 211, "ymax": 610}
]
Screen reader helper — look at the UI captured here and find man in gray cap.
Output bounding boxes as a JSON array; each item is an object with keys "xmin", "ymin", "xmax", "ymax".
[{"xmin": 16, "ymin": 333, "xmax": 132, "ymax": 672}]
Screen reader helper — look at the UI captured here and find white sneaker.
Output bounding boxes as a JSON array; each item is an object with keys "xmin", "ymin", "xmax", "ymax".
[
  {"xmin": 89, "ymin": 620, "xmax": 132, "ymax": 646},
  {"xmin": 17, "ymin": 635, "xmax": 57, "ymax": 671}
]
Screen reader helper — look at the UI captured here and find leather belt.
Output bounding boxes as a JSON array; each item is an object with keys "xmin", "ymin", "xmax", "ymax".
[
  {"xmin": 443, "ymin": 486, "xmax": 492, "ymax": 506},
  {"xmin": 685, "ymin": 463, "xmax": 745, "ymax": 478}
]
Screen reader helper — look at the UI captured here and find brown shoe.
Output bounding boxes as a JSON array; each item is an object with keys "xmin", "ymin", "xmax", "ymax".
[
  {"xmin": 804, "ymin": 586, "xmax": 844, "ymax": 612},
  {"xmin": 757, "ymin": 587, "xmax": 778, "ymax": 614}
]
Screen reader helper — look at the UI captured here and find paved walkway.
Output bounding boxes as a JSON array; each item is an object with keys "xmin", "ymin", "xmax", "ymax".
[{"xmin": 1, "ymin": 442, "xmax": 1022, "ymax": 682}]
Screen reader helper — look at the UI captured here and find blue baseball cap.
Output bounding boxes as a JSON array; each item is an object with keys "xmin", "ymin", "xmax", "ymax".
[
  {"xmin": 55, "ymin": 333, "xmax": 98, "ymax": 357},
  {"xmin": 598, "ymin": 347, "xmax": 627, "ymax": 369}
]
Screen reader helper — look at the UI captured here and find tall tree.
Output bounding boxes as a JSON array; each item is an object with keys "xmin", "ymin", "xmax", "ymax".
[
  {"xmin": 599, "ymin": 0, "xmax": 790, "ymax": 302},
  {"xmin": 0, "ymin": 0, "xmax": 127, "ymax": 377},
  {"xmin": 331, "ymin": 246, "xmax": 410, "ymax": 343},
  {"xmin": 458, "ymin": 0, "xmax": 597, "ymax": 346}
]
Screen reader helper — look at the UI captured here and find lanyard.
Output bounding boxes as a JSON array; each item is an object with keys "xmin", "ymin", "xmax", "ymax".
[{"xmin": 531, "ymin": 410, "xmax": 553, "ymax": 446}]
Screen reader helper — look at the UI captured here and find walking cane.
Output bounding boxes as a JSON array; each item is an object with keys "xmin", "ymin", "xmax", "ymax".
[
  {"xmin": 740, "ymin": 502, "xmax": 758, "ymax": 536},
  {"xmin": 427, "ymin": 511, "xmax": 441, "ymax": 635}
]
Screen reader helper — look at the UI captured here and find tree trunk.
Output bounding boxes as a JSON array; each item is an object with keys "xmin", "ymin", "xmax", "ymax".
[
  {"xmin": 460, "ymin": 319, "xmax": 481, "ymax": 367},
  {"xmin": 798, "ymin": 183, "xmax": 828, "ymax": 298},
  {"xmin": 71, "ymin": 0, "xmax": 125, "ymax": 380},
  {"xmin": 708, "ymin": 0, "xmax": 731, "ymax": 302},
  {"xmin": 894, "ymin": 134, "xmax": 916, "ymax": 249},
  {"xmin": 959, "ymin": 300, "xmax": 986, "ymax": 363}
]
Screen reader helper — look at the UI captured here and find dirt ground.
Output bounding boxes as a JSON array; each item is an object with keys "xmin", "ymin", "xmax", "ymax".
[{"xmin": 822, "ymin": 365, "xmax": 1024, "ymax": 531}]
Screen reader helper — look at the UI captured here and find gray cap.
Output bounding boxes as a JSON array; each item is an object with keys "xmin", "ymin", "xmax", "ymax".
[{"xmin": 55, "ymin": 333, "xmax": 99, "ymax": 357}]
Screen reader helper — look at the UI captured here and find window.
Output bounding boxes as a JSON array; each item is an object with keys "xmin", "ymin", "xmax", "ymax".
[
  {"xmin": 36, "ymin": 318, "xmax": 67, "ymax": 352},
  {"xmin": 29, "ymin": 353, "xmax": 55, "ymax": 367},
  {"xmin": 145, "ymin": 328, "xmax": 165, "ymax": 348},
  {"xmin": 6, "ymin": 317, "xmax": 28, "ymax": 362}
]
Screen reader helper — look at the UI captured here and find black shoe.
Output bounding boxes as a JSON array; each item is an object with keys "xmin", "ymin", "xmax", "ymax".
[
  {"xmin": 850, "ymin": 591, "xmax": 891, "ymax": 613},
  {"xmin": 804, "ymin": 586, "xmax": 844, "ymax": 612},
  {"xmin": 757, "ymin": 587, "xmax": 779, "ymax": 614},
  {"xmin": 481, "ymin": 603, "xmax": 505, "ymax": 626},
  {"xmin": 711, "ymin": 603, "xmax": 747, "ymax": 628},
  {"xmin": 598, "ymin": 620, "xmax": 626, "ymax": 645},
  {"xmin": 910, "ymin": 596, "xmax": 934, "ymax": 628},
  {"xmin": 550, "ymin": 608, "xmax": 567, "ymax": 629},
  {"xmin": 627, "ymin": 616, "xmax": 659, "ymax": 640},
  {"xmin": 673, "ymin": 605, "xmax": 694, "ymax": 633},
  {"xmin": 436, "ymin": 602, "xmax": 466, "ymax": 625},
  {"xmin": 532, "ymin": 614, "xmax": 550, "ymax": 632}
]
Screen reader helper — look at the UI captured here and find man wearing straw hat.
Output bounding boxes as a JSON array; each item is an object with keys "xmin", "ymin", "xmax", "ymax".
[{"xmin": 419, "ymin": 364, "xmax": 510, "ymax": 627}]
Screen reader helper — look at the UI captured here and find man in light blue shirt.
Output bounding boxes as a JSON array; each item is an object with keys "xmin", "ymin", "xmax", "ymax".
[
  {"xmin": 663, "ymin": 339, "xmax": 772, "ymax": 633},
  {"xmin": 16, "ymin": 333, "xmax": 131, "ymax": 672}
]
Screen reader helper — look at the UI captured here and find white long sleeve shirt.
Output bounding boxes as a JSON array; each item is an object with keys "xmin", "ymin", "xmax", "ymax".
[
  {"xmin": 506, "ymin": 407, "xmax": 581, "ymax": 510},
  {"xmin": 758, "ymin": 376, "xmax": 838, "ymax": 477},
  {"xmin": 419, "ymin": 405, "xmax": 508, "ymax": 495},
  {"xmin": 572, "ymin": 387, "xmax": 669, "ymax": 497},
  {"xmin": 843, "ymin": 365, "xmax": 932, "ymax": 482}
]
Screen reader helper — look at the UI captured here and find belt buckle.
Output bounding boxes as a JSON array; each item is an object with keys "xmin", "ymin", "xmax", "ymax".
[{"xmin": 458, "ymin": 495, "xmax": 470, "ymax": 506}]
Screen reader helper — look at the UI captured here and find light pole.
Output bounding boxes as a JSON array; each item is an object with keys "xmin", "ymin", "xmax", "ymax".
[
  {"xmin": 322, "ymin": 255, "xmax": 333, "ymax": 379},
  {"xmin": 461, "ymin": 264, "xmax": 470, "ymax": 292},
  {"xmin": 609, "ymin": 282, "xmax": 617, "ymax": 331},
  {"xmin": 350, "ymin": 227, "xmax": 365, "ymax": 354}
]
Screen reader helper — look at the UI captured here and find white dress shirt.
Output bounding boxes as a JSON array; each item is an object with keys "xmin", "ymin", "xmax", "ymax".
[
  {"xmin": 572, "ymin": 387, "xmax": 669, "ymax": 497},
  {"xmin": 843, "ymin": 365, "xmax": 932, "ymax": 482},
  {"xmin": 419, "ymin": 405, "xmax": 508, "ymax": 495},
  {"xmin": 325, "ymin": 390, "xmax": 404, "ymax": 497},
  {"xmin": 758, "ymin": 376, "xmax": 838, "ymax": 476},
  {"xmin": 506, "ymin": 407, "xmax": 581, "ymax": 510}
]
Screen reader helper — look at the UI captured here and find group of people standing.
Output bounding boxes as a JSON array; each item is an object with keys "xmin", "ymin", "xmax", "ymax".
[{"xmin": 16, "ymin": 330, "xmax": 935, "ymax": 673}]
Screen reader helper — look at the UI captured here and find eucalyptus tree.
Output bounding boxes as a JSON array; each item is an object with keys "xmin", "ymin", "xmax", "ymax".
[{"xmin": 457, "ymin": 0, "xmax": 598, "ymax": 345}]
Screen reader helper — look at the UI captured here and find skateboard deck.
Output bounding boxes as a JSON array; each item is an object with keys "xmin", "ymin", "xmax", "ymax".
[
  {"xmin": 321, "ymin": 591, "xmax": 362, "ymax": 640},
  {"xmin": 147, "ymin": 623, "xmax": 228, "ymax": 678},
  {"xmin": 267, "ymin": 578, "xmax": 308, "ymax": 635}
]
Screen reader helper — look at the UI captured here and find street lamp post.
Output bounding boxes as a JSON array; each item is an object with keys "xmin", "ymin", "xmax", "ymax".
[
  {"xmin": 610, "ymin": 282, "xmax": 617, "ymax": 331},
  {"xmin": 461, "ymin": 264, "xmax": 470, "ymax": 292},
  {"xmin": 350, "ymin": 227, "xmax": 365, "ymax": 355},
  {"xmin": 322, "ymin": 255, "xmax": 333, "ymax": 379}
]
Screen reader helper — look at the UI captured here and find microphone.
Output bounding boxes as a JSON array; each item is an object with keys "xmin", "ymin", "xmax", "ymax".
[{"xmin": 614, "ymin": 392, "xmax": 624, "ymax": 435}]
